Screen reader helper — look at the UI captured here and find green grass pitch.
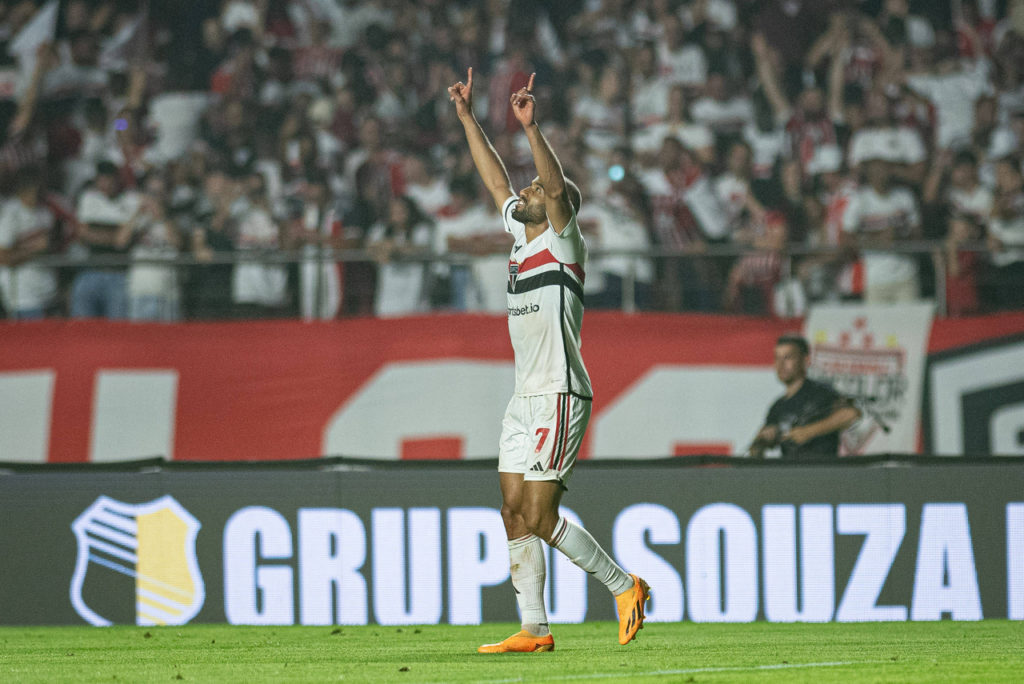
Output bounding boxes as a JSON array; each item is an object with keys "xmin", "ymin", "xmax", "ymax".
[{"xmin": 1, "ymin": 621, "xmax": 1021, "ymax": 683}]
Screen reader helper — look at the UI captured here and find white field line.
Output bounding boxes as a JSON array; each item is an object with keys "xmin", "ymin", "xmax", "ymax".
[{"xmin": 476, "ymin": 660, "xmax": 882, "ymax": 683}]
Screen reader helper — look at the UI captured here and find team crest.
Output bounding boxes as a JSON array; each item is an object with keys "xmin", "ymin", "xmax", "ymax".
[
  {"xmin": 70, "ymin": 495, "xmax": 205, "ymax": 626},
  {"xmin": 509, "ymin": 260, "xmax": 519, "ymax": 290}
]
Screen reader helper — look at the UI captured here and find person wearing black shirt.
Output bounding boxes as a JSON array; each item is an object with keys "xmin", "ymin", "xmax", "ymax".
[{"xmin": 748, "ymin": 334, "xmax": 861, "ymax": 459}]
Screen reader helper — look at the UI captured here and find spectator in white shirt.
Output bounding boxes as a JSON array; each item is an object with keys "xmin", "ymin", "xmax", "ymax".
[
  {"xmin": 367, "ymin": 195, "xmax": 434, "ymax": 317},
  {"xmin": 232, "ymin": 172, "xmax": 290, "ymax": 317},
  {"xmin": 629, "ymin": 42, "xmax": 669, "ymax": 127},
  {"xmin": 965, "ymin": 95, "xmax": 1019, "ymax": 188},
  {"xmin": 116, "ymin": 174, "xmax": 182, "ymax": 322},
  {"xmin": 0, "ymin": 169, "xmax": 58, "ymax": 318},
  {"xmin": 904, "ymin": 23, "xmax": 994, "ymax": 150},
  {"xmin": 578, "ymin": 171, "xmax": 654, "ymax": 310},
  {"xmin": 715, "ymin": 140, "xmax": 765, "ymax": 237},
  {"xmin": 841, "ymin": 156, "xmax": 922, "ymax": 303},
  {"xmin": 691, "ymin": 71, "xmax": 754, "ymax": 138},
  {"xmin": 402, "ymin": 153, "xmax": 451, "ymax": 217},
  {"xmin": 923, "ymin": 149, "xmax": 993, "ymax": 239},
  {"xmin": 847, "ymin": 87, "xmax": 927, "ymax": 187},
  {"xmin": 71, "ymin": 161, "xmax": 140, "ymax": 319},
  {"xmin": 656, "ymin": 12, "xmax": 708, "ymax": 89},
  {"xmin": 632, "ymin": 83, "xmax": 715, "ymax": 166},
  {"xmin": 986, "ymin": 156, "xmax": 1024, "ymax": 309},
  {"xmin": 571, "ymin": 63, "xmax": 628, "ymax": 157},
  {"xmin": 433, "ymin": 176, "xmax": 508, "ymax": 312}
]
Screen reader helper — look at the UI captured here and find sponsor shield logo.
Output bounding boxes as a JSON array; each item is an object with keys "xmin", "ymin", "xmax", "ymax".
[{"xmin": 70, "ymin": 495, "xmax": 205, "ymax": 626}]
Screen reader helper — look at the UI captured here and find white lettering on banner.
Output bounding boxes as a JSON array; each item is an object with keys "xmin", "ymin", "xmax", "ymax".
[
  {"xmin": 372, "ymin": 508, "xmax": 442, "ymax": 625},
  {"xmin": 542, "ymin": 508, "xmax": 587, "ymax": 624},
  {"xmin": 1006, "ymin": 504, "xmax": 1023, "ymax": 620},
  {"xmin": 592, "ymin": 368, "xmax": 779, "ymax": 457},
  {"xmin": 321, "ymin": 361, "xmax": 515, "ymax": 459},
  {"xmin": 911, "ymin": 504, "xmax": 982, "ymax": 620},
  {"xmin": 223, "ymin": 507, "xmax": 294, "ymax": 625},
  {"xmin": 0, "ymin": 371, "xmax": 53, "ymax": 463},
  {"xmin": 613, "ymin": 504, "xmax": 683, "ymax": 622},
  {"xmin": 90, "ymin": 371, "xmax": 178, "ymax": 462},
  {"xmin": 836, "ymin": 504, "xmax": 907, "ymax": 621},
  {"xmin": 298, "ymin": 509, "xmax": 367, "ymax": 625},
  {"xmin": 447, "ymin": 507, "xmax": 508, "ymax": 625},
  {"xmin": 762, "ymin": 505, "xmax": 835, "ymax": 622},
  {"xmin": 215, "ymin": 501, "xmax": 1017, "ymax": 625},
  {"xmin": 686, "ymin": 504, "xmax": 758, "ymax": 622}
]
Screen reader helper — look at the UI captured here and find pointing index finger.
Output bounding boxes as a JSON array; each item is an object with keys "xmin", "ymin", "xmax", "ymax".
[
  {"xmin": 526, "ymin": 72, "xmax": 535, "ymax": 92},
  {"xmin": 467, "ymin": 67, "xmax": 473, "ymax": 89}
]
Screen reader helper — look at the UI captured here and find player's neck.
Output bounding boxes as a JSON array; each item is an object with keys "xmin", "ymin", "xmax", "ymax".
[
  {"xmin": 784, "ymin": 376, "xmax": 805, "ymax": 398},
  {"xmin": 524, "ymin": 222, "xmax": 547, "ymax": 242}
]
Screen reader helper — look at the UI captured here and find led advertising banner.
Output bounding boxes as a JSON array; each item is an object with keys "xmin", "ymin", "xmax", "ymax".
[{"xmin": 1, "ymin": 462, "xmax": 1021, "ymax": 626}]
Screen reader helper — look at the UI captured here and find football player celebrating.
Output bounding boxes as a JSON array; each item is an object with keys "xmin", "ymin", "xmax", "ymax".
[{"xmin": 448, "ymin": 68, "xmax": 650, "ymax": 653}]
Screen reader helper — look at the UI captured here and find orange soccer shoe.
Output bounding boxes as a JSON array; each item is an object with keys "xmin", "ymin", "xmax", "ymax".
[
  {"xmin": 615, "ymin": 574, "xmax": 651, "ymax": 645},
  {"xmin": 477, "ymin": 630, "xmax": 555, "ymax": 654}
]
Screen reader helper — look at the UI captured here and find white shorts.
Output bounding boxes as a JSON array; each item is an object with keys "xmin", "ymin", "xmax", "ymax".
[{"xmin": 498, "ymin": 393, "xmax": 591, "ymax": 488}]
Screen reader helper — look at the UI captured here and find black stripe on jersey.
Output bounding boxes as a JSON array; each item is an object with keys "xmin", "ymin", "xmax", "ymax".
[
  {"xmin": 557, "ymin": 394, "xmax": 571, "ymax": 471},
  {"xmin": 548, "ymin": 394, "xmax": 562, "ymax": 470},
  {"xmin": 559, "ymin": 263, "xmax": 573, "ymax": 395},
  {"xmin": 507, "ymin": 269, "xmax": 584, "ymax": 301}
]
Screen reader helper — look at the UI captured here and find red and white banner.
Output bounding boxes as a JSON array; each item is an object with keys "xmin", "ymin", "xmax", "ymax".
[
  {"xmin": 2, "ymin": 312, "xmax": 1023, "ymax": 463},
  {"xmin": 804, "ymin": 303, "xmax": 934, "ymax": 455}
]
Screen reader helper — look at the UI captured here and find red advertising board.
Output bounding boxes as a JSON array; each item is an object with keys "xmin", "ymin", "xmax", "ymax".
[{"xmin": 1, "ymin": 312, "xmax": 1022, "ymax": 463}]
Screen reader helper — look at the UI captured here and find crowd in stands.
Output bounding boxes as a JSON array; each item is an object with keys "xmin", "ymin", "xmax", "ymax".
[{"xmin": 0, "ymin": 0, "xmax": 1023, "ymax": 321}]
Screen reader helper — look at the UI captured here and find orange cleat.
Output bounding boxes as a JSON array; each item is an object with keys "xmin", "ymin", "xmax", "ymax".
[
  {"xmin": 477, "ymin": 630, "xmax": 555, "ymax": 653},
  {"xmin": 615, "ymin": 574, "xmax": 650, "ymax": 645}
]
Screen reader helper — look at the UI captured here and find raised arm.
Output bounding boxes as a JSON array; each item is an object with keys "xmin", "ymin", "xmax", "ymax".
[
  {"xmin": 510, "ymin": 73, "xmax": 574, "ymax": 233},
  {"xmin": 448, "ymin": 67, "xmax": 515, "ymax": 211},
  {"xmin": 752, "ymin": 33, "xmax": 791, "ymax": 121}
]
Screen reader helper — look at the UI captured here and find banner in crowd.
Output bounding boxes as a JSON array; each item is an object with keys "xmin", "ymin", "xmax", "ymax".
[
  {"xmin": 2, "ymin": 311, "xmax": 1024, "ymax": 464},
  {"xmin": 0, "ymin": 462, "xmax": 1021, "ymax": 625},
  {"xmin": 803, "ymin": 303, "xmax": 934, "ymax": 455}
]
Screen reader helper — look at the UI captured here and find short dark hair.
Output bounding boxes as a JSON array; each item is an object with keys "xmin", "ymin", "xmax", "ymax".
[
  {"xmin": 448, "ymin": 174, "xmax": 478, "ymax": 201},
  {"xmin": 953, "ymin": 150, "xmax": 978, "ymax": 168},
  {"xmin": 95, "ymin": 160, "xmax": 119, "ymax": 178},
  {"xmin": 776, "ymin": 334, "xmax": 809, "ymax": 356}
]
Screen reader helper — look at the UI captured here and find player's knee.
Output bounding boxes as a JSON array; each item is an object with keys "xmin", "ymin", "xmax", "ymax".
[
  {"xmin": 500, "ymin": 503, "xmax": 523, "ymax": 531},
  {"xmin": 521, "ymin": 509, "xmax": 556, "ymax": 539}
]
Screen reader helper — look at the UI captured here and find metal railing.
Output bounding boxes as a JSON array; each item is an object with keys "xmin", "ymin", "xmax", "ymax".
[{"xmin": 2, "ymin": 240, "xmax": 1005, "ymax": 320}]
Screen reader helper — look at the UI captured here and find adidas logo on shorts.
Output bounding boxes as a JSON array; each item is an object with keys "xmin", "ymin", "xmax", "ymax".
[{"xmin": 530, "ymin": 462, "xmax": 546, "ymax": 472}]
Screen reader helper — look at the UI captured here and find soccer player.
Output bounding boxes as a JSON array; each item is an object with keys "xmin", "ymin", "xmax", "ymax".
[
  {"xmin": 748, "ymin": 334, "xmax": 862, "ymax": 459},
  {"xmin": 447, "ymin": 68, "xmax": 650, "ymax": 653}
]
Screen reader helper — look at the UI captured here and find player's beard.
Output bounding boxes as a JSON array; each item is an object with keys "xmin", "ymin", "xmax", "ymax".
[{"xmin": 511, "ymin": 201, "xmax": 545, "ymax": 225}]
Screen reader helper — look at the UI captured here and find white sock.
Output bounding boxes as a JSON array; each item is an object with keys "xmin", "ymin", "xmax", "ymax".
[
  {"xmin": 508, "ymin": 534, "xmax": 549, "ymax": 636},
  {"xmin": 549, "ymin": 516, "xmax": 634, "ymax": 596}
]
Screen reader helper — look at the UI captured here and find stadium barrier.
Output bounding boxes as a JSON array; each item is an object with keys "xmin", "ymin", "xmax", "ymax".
[
  {"xmin": 1, "ymin": 456, "xmax": 1021, "ymax": 626},
  {"xmin": 3, "ymin": 240, "xmax": 997, "ymax": 318}
]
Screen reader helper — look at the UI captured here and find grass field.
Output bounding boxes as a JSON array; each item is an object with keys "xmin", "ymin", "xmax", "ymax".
[{"xmin": 1, "ymin": 621, "xmax": 1020, "ymax": 683}]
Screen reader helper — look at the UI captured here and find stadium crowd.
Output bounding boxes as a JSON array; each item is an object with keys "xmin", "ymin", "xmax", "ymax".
[{"xmin": 0, "ymin": 0, "xmax": 1023, "ymax": 320}]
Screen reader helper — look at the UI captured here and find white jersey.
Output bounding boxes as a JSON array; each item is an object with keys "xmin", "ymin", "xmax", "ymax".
[{"xmin": 502, "ymin": 196, "xmax": 592, "ymax": 399}]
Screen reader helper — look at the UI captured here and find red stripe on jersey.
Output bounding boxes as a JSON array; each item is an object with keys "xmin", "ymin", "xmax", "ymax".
[{"xmin": 518, "ymin": 249, "xmax": 585, "ymax": 283}]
